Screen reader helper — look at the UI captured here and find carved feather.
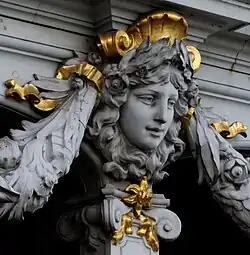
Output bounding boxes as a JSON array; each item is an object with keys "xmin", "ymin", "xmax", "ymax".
[{"xmin": 194, "ymin": 107, "xmax": 220, "ymax": 183}]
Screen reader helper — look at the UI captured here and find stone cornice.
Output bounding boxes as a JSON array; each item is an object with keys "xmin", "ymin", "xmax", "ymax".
[
  {"xmin": 0, "ymin": 0, "xmax": 96, "ymax": 61},
  {"xmin": 0, "ymin": 15, "xmax": 93, "ymax": 62},
  {"xmin": 94, "ymin": 0, "xmax": 153, "ymax": 33},
  {"xmin": 197, "ymin": 31, "xmax": 250, "ymax": 75},
  {"xmin": 149, "ymin": 0, "xmax": 250, "ymax": 23},
  {"xmin": 0, "ymin": 0, "xmax": 94, "ymax": 36}
]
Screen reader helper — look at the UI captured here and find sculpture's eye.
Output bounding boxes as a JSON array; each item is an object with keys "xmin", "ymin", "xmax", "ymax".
[
  {"xmin": 168, "ymin": 99, "xmax": 176, "ymax": 109},
  {"xmin": 138, "ymin": 95, "xmax": 155, "ymax": 105}
]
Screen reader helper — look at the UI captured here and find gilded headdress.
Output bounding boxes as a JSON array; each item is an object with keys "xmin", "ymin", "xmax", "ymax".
[{"xmin": 97, "ymin": 10, "xmax": 201, "ymax": 72}]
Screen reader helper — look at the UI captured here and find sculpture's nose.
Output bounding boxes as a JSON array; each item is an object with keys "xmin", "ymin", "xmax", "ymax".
[{"xmin": 154, "ymin": 101, "xmax": 168, "ymax": 124}]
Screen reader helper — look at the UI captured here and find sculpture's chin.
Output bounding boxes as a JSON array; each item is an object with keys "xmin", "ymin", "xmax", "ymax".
[
  {"xmin": 128, "ymin": 137, "xmax": 163, "ymax": 152},
  {"xmin": 129, "ymin": 138, "xmax": 162, "ymax": 152}
]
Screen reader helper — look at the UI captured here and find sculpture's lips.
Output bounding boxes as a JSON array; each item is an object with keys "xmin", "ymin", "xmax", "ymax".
[
  {"xmin": 146, "ymin": 127, "xmax": 165, "ymax": 136},
  {"xmin": 146, "ymin": 126, "xmax": 165, "ymax": 132}
]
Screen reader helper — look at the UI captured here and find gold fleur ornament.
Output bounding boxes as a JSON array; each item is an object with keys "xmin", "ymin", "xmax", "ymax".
[
  {"xmin": 123, "ymin": 176, "xmax": 153, "ymax": 217},
  {"xmin": 137, "ymin": 214, "xmax": 159, "ymax": 252},
  {"xmin": 112, "ymin": 177, "xmax": 159, "ymax": 252}
]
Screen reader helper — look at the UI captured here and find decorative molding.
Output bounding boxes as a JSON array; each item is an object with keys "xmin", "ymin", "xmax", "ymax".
[
  {"xmin": 229, "ymin": 139, "xmax": 250, "ymax": 150},
  {"xmin": 197, "ymin": 31, "xmax": 250, "ymax": 75},
  {"xmin": 194, "ymin": 61, "xmax": 250, "ymax": 103},
  {"xmin": 186, "ymin": 15, "xmax": 226, "ymax": 45},
  {"xmin": 148, "ymin": 0, "xmax": 250, "ymax": 23},
  {"xmin": 94, "ymin": 0, "xmax": 227, "ymax": 46},
  {"xmin": 0, "ymin": 16, "xmax": 93, "ymax": 62},
  {"xmin": 234, "ymin": 24, "xmax": 250, "ymax": 36},
  {"xmin": 0, "ymin": 0, "xmax": 94, "ymax": 36},
  {"xmin": 0, "ymin": 35, "xmax": 75, "ymax": 62},
  {"xmin": 94, "ymin": 0, "xmax": 153, "ymax": 33}
]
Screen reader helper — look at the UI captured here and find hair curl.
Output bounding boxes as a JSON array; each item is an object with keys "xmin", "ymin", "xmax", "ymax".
[{"xmin": 87, "ymin": 38, "xmax": 199, "ymax": 183}]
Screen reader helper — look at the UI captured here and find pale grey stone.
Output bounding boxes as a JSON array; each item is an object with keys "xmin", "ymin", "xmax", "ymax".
[
  {"xmin": 187, "ymin": 106, "xmax": 250, "ymax": 236},
  {"xmin": 0, "ymin": 72, "xmax": 98, "ymax": 220}
]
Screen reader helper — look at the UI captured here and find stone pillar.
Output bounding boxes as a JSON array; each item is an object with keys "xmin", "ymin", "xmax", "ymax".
[{"xmin": 57, "ymin": 178, "xmax": 181, "ymax": 255}]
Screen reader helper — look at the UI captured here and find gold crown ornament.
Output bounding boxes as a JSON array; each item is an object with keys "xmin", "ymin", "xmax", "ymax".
[{"xmin": 97, "ymin": 11, "xmax": 201, "ymax": 72}]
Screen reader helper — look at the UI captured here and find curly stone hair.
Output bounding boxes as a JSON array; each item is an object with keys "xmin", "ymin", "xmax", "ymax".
[{"xmin": 87, "ymin": 38, "xmax": 199, "ymax": 183}]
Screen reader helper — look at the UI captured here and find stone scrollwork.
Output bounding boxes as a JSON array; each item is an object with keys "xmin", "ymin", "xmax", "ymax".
[
  {"xmin": 102, "ymin": 195, "xmax": 132, "ymax": 233},
  {"xmin": 57, "ymin": 188, "xmax": 132, "ymax": 252},
  {"xmin": 143, "ymin": 208, "xmax": 181, "ymax": 241}
]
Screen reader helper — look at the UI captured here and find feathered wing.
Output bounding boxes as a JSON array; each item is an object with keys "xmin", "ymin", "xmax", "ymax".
[
  {"xmin": 0, "ymin": 76, "xmax": 98, "ymax": 220},
  {"xmin": 187, "ymin": 106, "xmax": 250, "ymax": 236}
]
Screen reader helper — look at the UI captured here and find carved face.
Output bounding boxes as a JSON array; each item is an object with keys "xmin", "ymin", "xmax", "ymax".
[{"xmin": 119, "ymin": 79, "xmax": 178, "ymax": 151}]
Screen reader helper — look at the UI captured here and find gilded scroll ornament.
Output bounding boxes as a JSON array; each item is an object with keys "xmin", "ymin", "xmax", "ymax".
[
  {"xmin": 137, "ymin": 214, "xmax": 159, "ymax": 251},
  {"xmin": 186, "ymin": 45, "xmax": 202, "ymax": 72},
  {"xmin": 97, "ymin": 10, "xmax": 201, "ymax": 72},
  {"xmin": 212, "ymin": 121, "xmax": 248, "ymax": 139},
  {"xmin": 183, "ymin": 107, "xmax": 195, "ymax": 130},
  {"xmin": 56, "ymin": 63, "xmax": 103, "ymax": 92},
  {"xmin": 112, "ymin": 177, "xmax": 159, "ymax": 252},
  {"xmin": 5, "ymin": 63, "xmax": 103, "ymax": 111},
  {"xmin": 183, "ymin": 107, "xmax": 248, "ymax": 139},
  {"xmin": 5, "ymin": 79, "xmax": 58, "ymax": 111},
  {"xmin": 112, "ymin": 212, "xmax": 133, "ymax": 244},
  {"xmin": 98, "ymin": 30, "xmax": 135, "ymax": 58}
]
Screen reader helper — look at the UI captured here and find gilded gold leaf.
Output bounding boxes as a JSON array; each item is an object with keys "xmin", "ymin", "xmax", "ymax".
[
  {"xmin": 125, "ymin": 184, "xmax": 140, "ymax": 194},
  {"xmin": 123, "ymin": 194, "xmax": 137, "ymax": 205},
  {"xmin": 212, "ymin": 121, "xmax": 248, "ymax": 139},
  {"xmin": 112, "ymin": 212, "xmax": 133, "ymax": 244}
]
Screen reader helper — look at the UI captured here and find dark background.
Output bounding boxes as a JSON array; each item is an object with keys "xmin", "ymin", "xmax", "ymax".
[{"xmin": 0, "ymin": 107, "xmax": 249, "ymax": 255}]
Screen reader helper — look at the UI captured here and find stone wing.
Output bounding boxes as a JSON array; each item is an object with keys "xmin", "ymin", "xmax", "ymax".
[{"xmin": 0, "ymin": 75, "xmax": 98, "ymax": 220}]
